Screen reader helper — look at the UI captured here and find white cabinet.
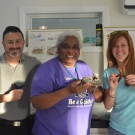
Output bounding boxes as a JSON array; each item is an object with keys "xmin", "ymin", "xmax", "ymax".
[{"xmin": 83, "ymin": 45, "xmax": 102, "ymax": 53}]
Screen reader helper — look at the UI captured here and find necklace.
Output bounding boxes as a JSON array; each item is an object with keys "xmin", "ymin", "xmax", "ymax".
[
  {"xmin": 57, "ymin": 57, "xmax": 79, "ymax": 80},
  {"xmin": 63, "ymin": 63, "xmax": 88, "ymax": 101},
  {"xmin": 63, "ymin": 63, "xmax": 79, "ymax": 80}
]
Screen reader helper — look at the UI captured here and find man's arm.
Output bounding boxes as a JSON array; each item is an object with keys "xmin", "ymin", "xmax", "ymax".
[
  {"xmin": 0, "ymin": 94, "xmax": 6, "ymax": 103},
  {"xmin": 0, "ymin": 89, "xmax": 23, "ymax": 103}
]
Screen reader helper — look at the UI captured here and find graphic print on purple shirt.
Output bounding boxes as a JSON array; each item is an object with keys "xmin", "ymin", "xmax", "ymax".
[{"xmin": 31, "ymin": 57, "xmax": 95, "ymax": 135}]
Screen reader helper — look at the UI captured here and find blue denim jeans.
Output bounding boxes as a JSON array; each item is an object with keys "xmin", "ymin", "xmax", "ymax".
[{"xmin": 108, "ymin": 126, "xmax": 125, "ymax": 135}]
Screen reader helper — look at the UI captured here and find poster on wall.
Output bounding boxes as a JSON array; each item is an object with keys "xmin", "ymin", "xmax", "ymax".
[
  {"xmin": 28, "ymin": 29, "xmax": 83, "ymax": 63},
  {"xmin": 103, "ymin": 27, "xmax": 135, "ymax": 69}
]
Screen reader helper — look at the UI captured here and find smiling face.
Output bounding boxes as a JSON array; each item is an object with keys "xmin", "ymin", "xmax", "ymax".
[
  {"xmin": 112, "ymin": 36, "xmax": 129, "ymax": 66},
  {"xmin": 2, "ymin": 32, "xmax": 25, "ymax": 58},
  {"xmin": 58, "ymin": 36, "xmax": 80, "ymax": 68}
]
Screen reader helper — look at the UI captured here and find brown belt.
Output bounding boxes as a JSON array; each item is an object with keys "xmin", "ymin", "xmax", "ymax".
[{"xmin": 0, "ymin": 118, "xmax": 28, "ymax": 126}]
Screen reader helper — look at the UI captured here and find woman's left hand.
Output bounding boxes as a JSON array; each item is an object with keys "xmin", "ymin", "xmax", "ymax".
[{"xmin": 125, "ymin": 74, "xmax": 135, "ymax": 88}]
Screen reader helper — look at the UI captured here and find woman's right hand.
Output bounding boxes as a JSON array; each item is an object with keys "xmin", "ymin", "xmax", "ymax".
[{"xmin": 67, "ymin": 80, "xmax": 90, "ymax": 94}]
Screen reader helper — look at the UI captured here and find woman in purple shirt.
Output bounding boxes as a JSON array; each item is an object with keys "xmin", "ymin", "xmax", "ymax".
[{"xmin": 31, "ymin": 30, "xmax": 103, "ymax": 135}]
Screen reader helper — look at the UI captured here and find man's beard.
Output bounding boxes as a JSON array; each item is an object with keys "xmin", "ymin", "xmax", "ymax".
[{"xmin": 8, "ymin": 48, "xmax": 22, "ymax": 58}]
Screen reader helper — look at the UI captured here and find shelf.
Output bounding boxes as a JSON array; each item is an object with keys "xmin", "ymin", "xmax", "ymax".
[{"xmin": 82, "ymin": 45, "xmax": 103, "ymax": 52}]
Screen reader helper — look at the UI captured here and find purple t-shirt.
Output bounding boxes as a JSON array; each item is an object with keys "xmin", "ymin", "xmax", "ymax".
[{"xmin": 31, "ymin": 57, "xmax": 95, "ymax": 135}]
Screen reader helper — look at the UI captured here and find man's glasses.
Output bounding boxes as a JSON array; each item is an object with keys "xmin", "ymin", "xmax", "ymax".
[{"xmin": 110, "ymin": 30, "xmax": 128, "ymax": 36}]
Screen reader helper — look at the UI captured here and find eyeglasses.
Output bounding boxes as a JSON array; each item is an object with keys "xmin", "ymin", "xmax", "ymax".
[
  {"xmin": 110, "ymin": 30, "xmax": 128, "ymax": 36},
  {"xmin": 107, "ymin": 30, "xmax": 129, "ymax": 41}
]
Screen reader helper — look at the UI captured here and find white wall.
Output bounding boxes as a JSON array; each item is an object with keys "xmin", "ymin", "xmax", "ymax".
[
  {"xmin": 0, "ymin": 0, "xmax": 134, "ymax": 54},
  {"xmin": 0, "ymin": 0, "xmax": 135, "ymax": 54}
]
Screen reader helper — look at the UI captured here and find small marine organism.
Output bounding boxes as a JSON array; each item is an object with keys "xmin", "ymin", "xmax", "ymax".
[{"xmin": 81, "ymin": 75, "xmax": 102, "ymax": 86}]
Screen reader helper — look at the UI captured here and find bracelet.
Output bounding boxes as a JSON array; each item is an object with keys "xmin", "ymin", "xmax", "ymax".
[{"xmin": 108, "ymin": 93, "xmax": 115, "ymax": 98}]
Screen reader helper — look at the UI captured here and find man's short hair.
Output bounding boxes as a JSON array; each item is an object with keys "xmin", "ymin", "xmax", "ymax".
[{"xmin": 2, "ymin": 26, "xmax": 24, "ymax": 40}]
